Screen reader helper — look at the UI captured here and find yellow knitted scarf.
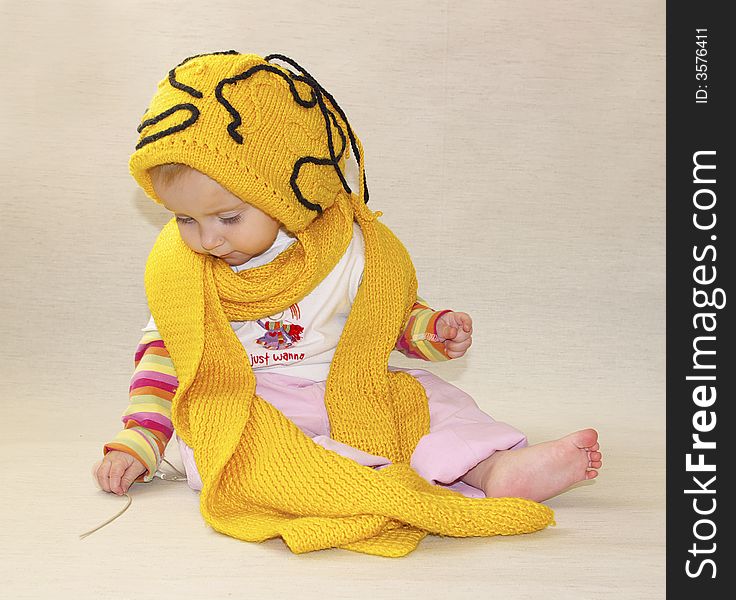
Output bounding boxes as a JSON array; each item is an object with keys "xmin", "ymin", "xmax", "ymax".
[{"xmin": 144, "ymin": 184, "xmax": 554, "ymax": 557}]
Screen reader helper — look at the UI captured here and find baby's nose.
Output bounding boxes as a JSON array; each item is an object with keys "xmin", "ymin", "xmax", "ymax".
[{"xmin": 199, "ymin": 228, "xmax": 224, "ymax": 251}]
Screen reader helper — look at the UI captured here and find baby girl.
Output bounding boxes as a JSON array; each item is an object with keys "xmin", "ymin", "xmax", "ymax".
[{"xmin": 92, "ymin": 51, "xmax": 601, "ymax": 555}]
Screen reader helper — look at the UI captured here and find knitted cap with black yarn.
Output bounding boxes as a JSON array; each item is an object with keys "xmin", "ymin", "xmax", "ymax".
[{"xmin": 129, "ymin": 51, "xmax": 368, "ymax": 233}]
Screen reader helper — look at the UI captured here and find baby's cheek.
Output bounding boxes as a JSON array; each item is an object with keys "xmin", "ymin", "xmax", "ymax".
[{"xmin": 178, "ymin": 230, "xmax": 201, "ymax": 253}]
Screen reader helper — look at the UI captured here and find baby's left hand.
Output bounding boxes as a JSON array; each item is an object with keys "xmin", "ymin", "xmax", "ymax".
[{"xmin": 435, "ymin": 311, "xmax": 473, "ymax": 359}]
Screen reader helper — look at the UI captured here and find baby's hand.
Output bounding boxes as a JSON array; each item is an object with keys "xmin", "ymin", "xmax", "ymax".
[
  {"xmin": 92, "ymin": 451, "xmax": 148, "ymax": 495},
  {"xmin": 435, "ymin": 311, "xmax": 473, "ymax": 358}
]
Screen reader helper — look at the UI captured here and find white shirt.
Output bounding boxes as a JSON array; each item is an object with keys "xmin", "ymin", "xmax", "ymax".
[{"xmin": 142, "ymin": 223, "xmax": 366, "ymax": 381}]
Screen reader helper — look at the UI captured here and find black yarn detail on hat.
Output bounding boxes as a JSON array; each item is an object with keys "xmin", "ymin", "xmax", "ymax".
[
  {"xmin": 215, "ymin": 64, "xmax": 319, "ymax": 144},
  {"xmin": 135, "ymin": 103, "xmax": 200, "ymax": 150},
  {"xmin": 289, "ymin": 108, "xmax": 349, "ymax": 213},
  {"xmin": 136, "ymin": 51, "xmax": 239, "ymax": 149},
  {"xmin": 265, "ymin": 53, "xmax": 370, "ymax": 207},
  {"xmin": 135, "ymin": 51, "xmax": 368, "ymax": 213},
  {"xmin": 216, "ymin": 60, "xmax": 359, "ymax": 215},
  {"xmin": 169, "ymin": 50, "xmax": 240, "ymax": 99}
]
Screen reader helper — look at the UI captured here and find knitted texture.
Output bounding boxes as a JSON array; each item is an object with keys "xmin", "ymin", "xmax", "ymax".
[
  {"xmin": 130, "ymin": 51, "xmax": 353, "ymax": 233},
  {"xmin": 131, "ymin": 52, "xmax": 555, "ymax": 556}
]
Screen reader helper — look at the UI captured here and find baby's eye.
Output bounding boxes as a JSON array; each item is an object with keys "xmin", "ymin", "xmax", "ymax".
[{"xmin": 175, "ymin": 215, "xmax": 243, "ymax": 225}]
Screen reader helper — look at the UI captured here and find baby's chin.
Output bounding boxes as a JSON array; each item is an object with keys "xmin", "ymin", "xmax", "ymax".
[
  {"xmin": 219, "ymin": 252, "xmax": 251, "ymax": 266},
  {"xmin": 197, "ymin": 249, "xmax": 251, "ymax": 266}
]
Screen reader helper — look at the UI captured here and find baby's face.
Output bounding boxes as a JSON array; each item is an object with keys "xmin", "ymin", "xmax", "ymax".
[{"xmin": 152, "ymin": 167, "xmax": 281, "ymax": 267}]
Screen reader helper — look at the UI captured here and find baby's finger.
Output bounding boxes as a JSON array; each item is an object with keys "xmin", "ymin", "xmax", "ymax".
[
  {"xmin": 119, "ymin": 469, "xmax": 138, "ymax": 494},
  {"xmin": 447, "ymin": 330, "xmax": 472, "ymax": 346},
  {"xmin": 445, "ymin": 347, "xmax": 465, "ymax": 359},
  {"xmin": 91, "ymin": 459, "xmax": 104, "ymax": 490},
  {"xmin": 450, "ymin": 328, "xmax": 471, "ymax": 343},
  {"xmin": 95, "ymin": 459, "xmax": 112, "ymax": 492},
  {"xmin": 108, "ymin": 462, "xmax": 127, "ymax": 495},
  {"xmin": 436, "ymin": 321, "xmax": 455, "ymax": 341},
  {"xmin": 446, "ymin": 337, "xmax": 472, "ymax": 353}
]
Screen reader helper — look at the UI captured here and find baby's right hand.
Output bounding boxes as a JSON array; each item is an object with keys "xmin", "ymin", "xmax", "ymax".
[{"xmin": 92, "ymin": 451, "xmax": 148, "ymax": 495}]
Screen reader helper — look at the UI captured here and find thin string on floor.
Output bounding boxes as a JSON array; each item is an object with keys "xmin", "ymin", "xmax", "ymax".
[{"xmin": 80, "ymin": 457, "xmax": 188, "ymax": 539}]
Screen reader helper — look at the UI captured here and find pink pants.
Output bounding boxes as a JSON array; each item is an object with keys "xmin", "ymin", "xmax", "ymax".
[{"xmin": 175, "ymin": 366, "xmax": 527, "ymax": 498}]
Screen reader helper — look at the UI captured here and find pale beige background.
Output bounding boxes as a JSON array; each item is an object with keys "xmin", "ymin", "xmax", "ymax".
[{"xmin": 0, "ymin": 1, "xmax": 665, "ymax": 599}]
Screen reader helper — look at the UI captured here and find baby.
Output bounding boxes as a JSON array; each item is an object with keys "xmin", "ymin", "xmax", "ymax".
[{"xmin": 92, "ymin": 51, "xmax": 601, "ymax": 554}]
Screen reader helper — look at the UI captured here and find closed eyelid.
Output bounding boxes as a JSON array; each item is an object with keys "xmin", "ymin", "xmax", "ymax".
[
  {"xmin": 175, "ymin": 216, "xmax": 243, "ymax": 229},
  {"xmin": 175, "ymin": 209, "xmax": 244, "ymax": 219}
]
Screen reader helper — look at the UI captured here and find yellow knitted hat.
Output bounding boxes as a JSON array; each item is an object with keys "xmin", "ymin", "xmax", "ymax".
[{"xmin": 129, "ymin": 51, "xmax": 364, "ymax": 233}]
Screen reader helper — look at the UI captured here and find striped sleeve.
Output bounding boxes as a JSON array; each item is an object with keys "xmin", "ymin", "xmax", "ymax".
[
  {"xmin": 394, "ymin": 295, "xmax": 453, "ymax": 361},
  {"xmin": 102, "ymin": 329, "xmax": 178, "ymax": 483}
]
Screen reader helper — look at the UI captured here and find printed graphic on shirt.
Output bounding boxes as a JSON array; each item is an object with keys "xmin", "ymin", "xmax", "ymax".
[
  {"xmin": 255, "ymin": 304, "xmax": 304, "ymax": 350},
  {"xmin": 250, "ymin": 303, "xmax": 307, "ymax": 367}
]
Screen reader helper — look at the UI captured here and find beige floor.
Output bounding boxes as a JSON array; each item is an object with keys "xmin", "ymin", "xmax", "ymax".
[{"xmin": 2, "ymin": 378, "xmax": 664, "ymax": 600}]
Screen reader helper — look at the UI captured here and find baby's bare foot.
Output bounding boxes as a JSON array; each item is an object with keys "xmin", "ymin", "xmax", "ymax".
[{"xmin": 477, "ymin": 428, "xmax": 602, "ymax": 502}]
